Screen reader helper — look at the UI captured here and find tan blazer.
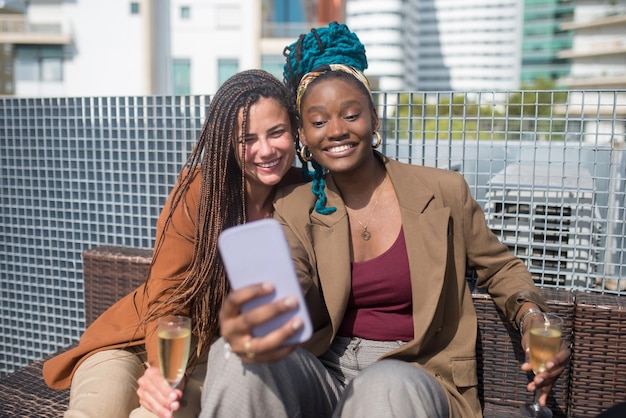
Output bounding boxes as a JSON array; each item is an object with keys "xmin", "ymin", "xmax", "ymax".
[{"xmin": 274, "ymin": 153, "xmax": 546, "ymax": 418}]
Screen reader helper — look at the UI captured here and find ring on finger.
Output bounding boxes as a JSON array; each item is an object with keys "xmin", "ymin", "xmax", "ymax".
[{"xmin": 244, "ymin": 338, "xmax": 255, "ymax": 360}]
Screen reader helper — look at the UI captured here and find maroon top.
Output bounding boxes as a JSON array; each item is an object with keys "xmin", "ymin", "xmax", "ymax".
[{"xmin": 338, "ymin": 228, "xmax": 414, "ymax": 341}]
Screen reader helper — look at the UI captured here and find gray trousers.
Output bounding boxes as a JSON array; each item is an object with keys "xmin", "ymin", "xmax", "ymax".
[{"xmin": 200, "ymin": 337, "xmax": 449, "ymax": 418}]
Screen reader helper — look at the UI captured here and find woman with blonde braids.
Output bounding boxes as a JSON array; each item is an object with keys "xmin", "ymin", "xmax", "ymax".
[
  {"xmin": 42, "ymin": 69, "xmax": 302, "ymax": 418},
  {"xmin": 196, "ymin": 23, "xmax": 569, "ymax": 418}
]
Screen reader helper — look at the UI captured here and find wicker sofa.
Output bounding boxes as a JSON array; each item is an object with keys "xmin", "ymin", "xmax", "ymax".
[{"xmin": 1, "ymin": 245, "xmax": 624, "ymax": 418}]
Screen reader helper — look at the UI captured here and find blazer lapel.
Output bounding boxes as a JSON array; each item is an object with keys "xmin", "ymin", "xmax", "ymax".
[{"xmin": 309, "ymin": 179, "xmax": 353, "ymax": 334}]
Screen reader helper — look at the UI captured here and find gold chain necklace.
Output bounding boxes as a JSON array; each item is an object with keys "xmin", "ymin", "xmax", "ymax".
[{"xmin": 348, "ymin": 175, "xmax": 388, "ymax": 241}]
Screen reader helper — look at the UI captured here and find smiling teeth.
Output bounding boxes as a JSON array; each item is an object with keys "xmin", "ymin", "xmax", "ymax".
[
  {"xmin": 328, "ymin": 144, "xmax": 353, "ymax": 153},
  {"xmin": 259, "ymin": 160, "xmax": 279, "ymax": 168}
]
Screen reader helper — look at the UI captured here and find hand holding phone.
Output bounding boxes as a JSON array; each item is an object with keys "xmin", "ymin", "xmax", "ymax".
[{"xmin": 217, "ymin": 218, "xmax": 312, "ymax": 345}]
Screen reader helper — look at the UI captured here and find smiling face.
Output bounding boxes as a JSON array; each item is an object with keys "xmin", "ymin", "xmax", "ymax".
[
  {"xmin": 299, "ymin": 75, "xmax": 379, "ymax": 175},
  {"xmin": 235, "ymin": 97, "xmax": 296, "ymax": 190}
]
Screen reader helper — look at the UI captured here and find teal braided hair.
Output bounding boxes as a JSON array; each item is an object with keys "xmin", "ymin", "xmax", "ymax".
[
  {"xmin": 283, "ymin": 22, "xmax": 368, "ymax": 96},
  {"xmin": 283, "ymin": 22, "xmax": 368, "ymax": 214}
]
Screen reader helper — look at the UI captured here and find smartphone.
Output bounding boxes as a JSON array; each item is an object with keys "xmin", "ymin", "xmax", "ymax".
[{"xmin": 217, "ymin": 218, "xmax": 312, "ymax": 345}]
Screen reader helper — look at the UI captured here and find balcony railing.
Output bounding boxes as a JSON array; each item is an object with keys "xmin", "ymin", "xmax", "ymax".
[
  {"xmin": 1, "ymin": 90, "xmax": 624, "ymax": 377},
  {"xmin": 0, "ymin": 15, "xmax": 71, "ymax": 44}
]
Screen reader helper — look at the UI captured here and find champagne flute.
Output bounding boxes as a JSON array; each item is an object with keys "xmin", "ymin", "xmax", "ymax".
[
  {"xmin": 157, "ymin": 315, "xmax": 191, "ymax": 389},
  {"xmin": 521, "ymin": 312, "xmax": 563, "ymax": 418}
]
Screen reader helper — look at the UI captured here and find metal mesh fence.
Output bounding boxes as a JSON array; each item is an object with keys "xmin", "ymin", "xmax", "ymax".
[{"xmin": 1, "ymin": 90, "xmax": 624, "ymax": 376}]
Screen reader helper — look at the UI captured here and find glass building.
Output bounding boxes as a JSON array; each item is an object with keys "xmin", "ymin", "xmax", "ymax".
[{"xmin": 521, "ymin": 0, "xmax": 574, "ymax": 87}]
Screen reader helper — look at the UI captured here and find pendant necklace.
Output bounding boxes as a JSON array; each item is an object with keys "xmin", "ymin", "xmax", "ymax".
[{"xmin": 350, "ymin": 175, "xmax": 388, "ymax": 241}]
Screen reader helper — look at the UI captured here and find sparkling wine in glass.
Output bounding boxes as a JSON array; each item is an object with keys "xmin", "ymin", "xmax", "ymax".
[
  {"xmin": 521, "ymin": 312, "xmax": 563, "ymax": 418},
  {"xmin": 157, "ymin": 315, "xmax": 191, "ymax": 389}
]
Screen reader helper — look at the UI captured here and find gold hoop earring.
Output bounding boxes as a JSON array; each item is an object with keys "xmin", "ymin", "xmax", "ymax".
[
  {"xmin": 299, "ymin": 145, "xmax": 313, "ymax": 162},
  {"xmin": 373, "ymin": 131, "xmax": 382, "ymax": 149}
]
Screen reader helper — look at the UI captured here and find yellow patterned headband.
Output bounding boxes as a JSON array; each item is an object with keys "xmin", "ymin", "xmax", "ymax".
[{"xmin": 296, "ymin": 64, "xmax": 372, "ymax": 113}]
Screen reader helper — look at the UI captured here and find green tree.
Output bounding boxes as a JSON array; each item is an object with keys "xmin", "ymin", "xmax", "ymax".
[
  {"xmin": 506, "ymin": 78, "xmax": 569, "ymax": 141},
  {"xmin": 384, "ymin": 80, "xmax": 569, "ymax": 143},
  {"xmin": 386, "ymin": 93, "xmax": 504, "ymax": 142}
]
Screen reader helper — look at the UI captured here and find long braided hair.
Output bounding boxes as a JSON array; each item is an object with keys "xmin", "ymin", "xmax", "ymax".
[{"xmin": 143, "ymin": 69, "xmax": 299, "ymax": 362}]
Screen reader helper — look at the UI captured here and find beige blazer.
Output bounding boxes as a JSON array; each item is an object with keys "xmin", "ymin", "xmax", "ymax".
[{"xmin": 274, "ymin": 153, "xmax": 546, "ymax": 418}]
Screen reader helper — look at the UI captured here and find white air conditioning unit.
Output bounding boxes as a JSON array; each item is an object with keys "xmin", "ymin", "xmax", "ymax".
[{"xmin": 484, "ymin": 162, "xmax": 601, "ymax": 288}]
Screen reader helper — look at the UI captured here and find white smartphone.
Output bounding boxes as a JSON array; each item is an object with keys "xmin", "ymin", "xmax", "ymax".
[{"xmin": 217, "ymin": 218, "xmax": 313, "ymax": 345}]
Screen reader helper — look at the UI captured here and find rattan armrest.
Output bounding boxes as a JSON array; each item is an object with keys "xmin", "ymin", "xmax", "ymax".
[
  {"xmin": 569, "ymin": 292, "xmax": 626, "ymax": 417},
  {"xmin": 82, "ymin": 245, "xmax": 153, "ymax": 326}
]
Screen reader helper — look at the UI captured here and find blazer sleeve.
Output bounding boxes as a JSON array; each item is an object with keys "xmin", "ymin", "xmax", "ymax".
[{"xmin": 455, "ymin": 172, "xmax": 547, "ymax": 322}]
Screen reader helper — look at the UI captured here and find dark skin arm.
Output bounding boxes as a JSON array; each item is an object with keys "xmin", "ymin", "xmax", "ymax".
[
  {"xmin": 517, "ymin": 302, "xmax": 571, "ymax": 406},
  {"xmin": 219, "ymin": 282, "xmax": 303, "ymax": 363}
]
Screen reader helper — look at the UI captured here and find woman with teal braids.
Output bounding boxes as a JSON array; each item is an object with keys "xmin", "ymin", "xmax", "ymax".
[
  {"xmin": 197, "ymin": 22, "xmax": 569, "ymax": 418},
  {"xmin": 285, "ymin": 22, "xmax": 368, "ymax": 215}
]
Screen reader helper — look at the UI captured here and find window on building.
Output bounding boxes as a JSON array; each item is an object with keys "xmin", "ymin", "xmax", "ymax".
[
  {"xmin": 130, "ymin": 2, "xmax": 140, "ymax": 15},
  {"xmin": 218, "ymin": 59, "xmax": 238, "ymax": 87},
  {"xmin": 261, "ymin": 55, "xmax": 284, "ymax": 80},
  {"xmin": 180, "ymin": 6, "xmax": 190, "ymax": 19},
  {"xmin": 14, "ymin": 46, "xmax": 63, "ymax": 82},
  {"xmin": 173, "ymin": 59, "xmax": 191, "ymax": 95},
  {"xmin": 41, "ymin": 57, "xmax": 62, "ymax": 81}
]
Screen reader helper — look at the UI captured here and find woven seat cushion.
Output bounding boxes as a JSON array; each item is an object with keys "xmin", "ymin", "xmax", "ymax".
[{"xmin": 0, "ymin": 352, "xmax": 69, "ymax": 417}]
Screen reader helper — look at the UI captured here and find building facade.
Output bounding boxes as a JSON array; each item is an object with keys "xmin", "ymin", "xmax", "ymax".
[
  {"xmin": 556, "ymin": 0, "xmax": 626, "ymax": 146},
  {"xmin": 0, "ymin": 0, "xmax": 344, "ymax": 97},
  {"xmin": 1, "ymin": 0, "xmax": 171, "ymax": 97},
  {"xmin": 345, "ymin": 0, "xmax": 596, "ymax": 91},
  {"xmin": 344, "ymin": 0, "xmax": 404, "ymax": 91},
  {"xmin": 169, "ymin": 0, "xmax": 260, "ymax": 95},
  {"xmin": 521, "ymin": 0, "xmax": 574, "ymax": 87},
  {"xmin": 3, "ymin": 0, "xmax": 626, "ymax": 96},
  {"xmin": 346, "ymin": 0, "xmax": 525, "ymax": 91},
  {"xmin": 558, "ymin": 0, "xmax": 626, "ymax": 89}
]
